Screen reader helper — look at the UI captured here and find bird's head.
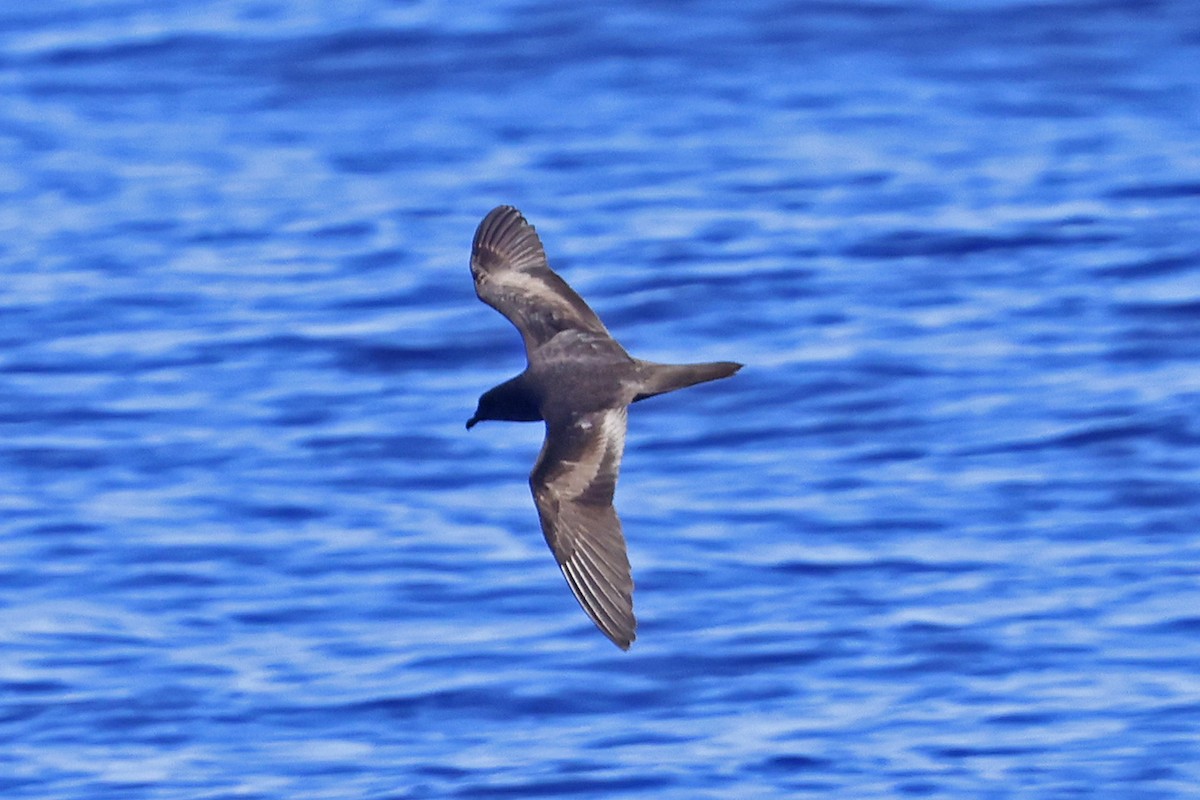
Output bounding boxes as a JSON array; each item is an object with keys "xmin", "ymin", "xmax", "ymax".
[
  {"xmin": 465, "ymin": 389, "xmax": 501, "ymax": 430},
  {"xmin": 466, "ymin": 376, "xmax": 542, "ymax": 429}
]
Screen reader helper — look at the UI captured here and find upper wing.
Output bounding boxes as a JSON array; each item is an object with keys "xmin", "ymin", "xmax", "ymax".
[
  {"xmin": 529, "ymin": 406, "xmax": 635, "ymax": 649},
  {"xmin": 471, "ymin": 205, "xmax": 611, "ymax": 355}
]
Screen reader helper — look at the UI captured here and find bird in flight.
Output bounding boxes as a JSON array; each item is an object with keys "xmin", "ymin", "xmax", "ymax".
[{"xmin": 467, "ymin": 205, "xmax": 742, "ymax": 649}]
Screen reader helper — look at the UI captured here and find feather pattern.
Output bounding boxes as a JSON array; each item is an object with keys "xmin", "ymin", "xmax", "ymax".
[
  {"xmin": 466, "ymin": 205, "xmax": 742, "ymax": 649},
  {"xmin": 470, "ymin": 205, "xmax": 609, "ymax": 356},
  {"xmin": 531, "ymin": 407, "xmax": 635, "ymax": 649}
]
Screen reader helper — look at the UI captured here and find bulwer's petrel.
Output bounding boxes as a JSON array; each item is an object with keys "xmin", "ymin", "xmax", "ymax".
[{"xmin": 466, "ymin": 205, "xmax": 742, "ymax": 650}]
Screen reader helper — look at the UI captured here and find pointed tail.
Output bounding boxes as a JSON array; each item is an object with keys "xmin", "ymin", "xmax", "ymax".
[{"xmin": 632, "ymin": 360, "xmax": 743, "ymax": 403}]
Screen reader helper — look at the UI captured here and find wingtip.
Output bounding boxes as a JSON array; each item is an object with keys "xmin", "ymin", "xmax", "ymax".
[
  {"xmin": 557, "ymin": 556, "xmax": 637, "ymax": 652},
  {"xmin": 477, "ymin": 205, "xmax": 523, "ymax": 237},
  {"xmin": 600, "ymin": 623, "xmax": 635, "ymax": 651},
  {"xmin": 486, "ymin": 203, "xmax": 521, "ymax": 217},
  {"xmin": 472, "ymin": 205, "xmax": 545, "ymax": 274},
  {"xmin": 477, "ymin": 204, "xmax": 527, "ymax": 237}
]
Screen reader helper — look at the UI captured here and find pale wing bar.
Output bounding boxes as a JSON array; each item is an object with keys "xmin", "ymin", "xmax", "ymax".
[
  {"xmin": 470, "ymin": 205, "xmax": 610, "ymax": 353},
  {"xmin": 530, "ymin": 407, "xmax": 635, "ymax": 649}
]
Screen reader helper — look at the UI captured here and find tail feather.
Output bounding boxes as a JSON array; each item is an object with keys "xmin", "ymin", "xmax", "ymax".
[{"xmin": 633, "ymin": 360, "xmax": 742, "ymax": 403}]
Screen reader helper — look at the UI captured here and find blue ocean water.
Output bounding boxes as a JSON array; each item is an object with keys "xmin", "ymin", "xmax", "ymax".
[{"xmin": 3, "ymin": 1, "xmax": 1200, "ymax": 797}]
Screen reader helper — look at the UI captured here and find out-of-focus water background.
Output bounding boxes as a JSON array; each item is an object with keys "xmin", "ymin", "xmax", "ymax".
[{"xmin": 3, "ymin": 1, "xmax": 1200, "ymax": 797}]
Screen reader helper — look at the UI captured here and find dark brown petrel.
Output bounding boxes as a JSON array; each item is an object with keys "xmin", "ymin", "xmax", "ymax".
[{"xmin": 466, "ymin": 205, "xmax": 742, "ymax": 650}]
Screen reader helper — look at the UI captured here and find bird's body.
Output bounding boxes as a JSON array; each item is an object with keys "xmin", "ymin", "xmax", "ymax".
[{"xmin": 467, "ymin": 205, "xmax": 741, "ymax": 649}]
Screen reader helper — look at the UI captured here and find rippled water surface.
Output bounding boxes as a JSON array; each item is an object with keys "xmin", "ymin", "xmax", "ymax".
[{"xmin": 3, "ymin": 1, "xmax": 1200, "ymax": 797}]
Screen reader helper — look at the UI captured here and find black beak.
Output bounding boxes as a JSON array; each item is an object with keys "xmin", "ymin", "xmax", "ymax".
[{"xmin": 466, "ymin": 417, "xmax": 478, "ymax": 430}]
